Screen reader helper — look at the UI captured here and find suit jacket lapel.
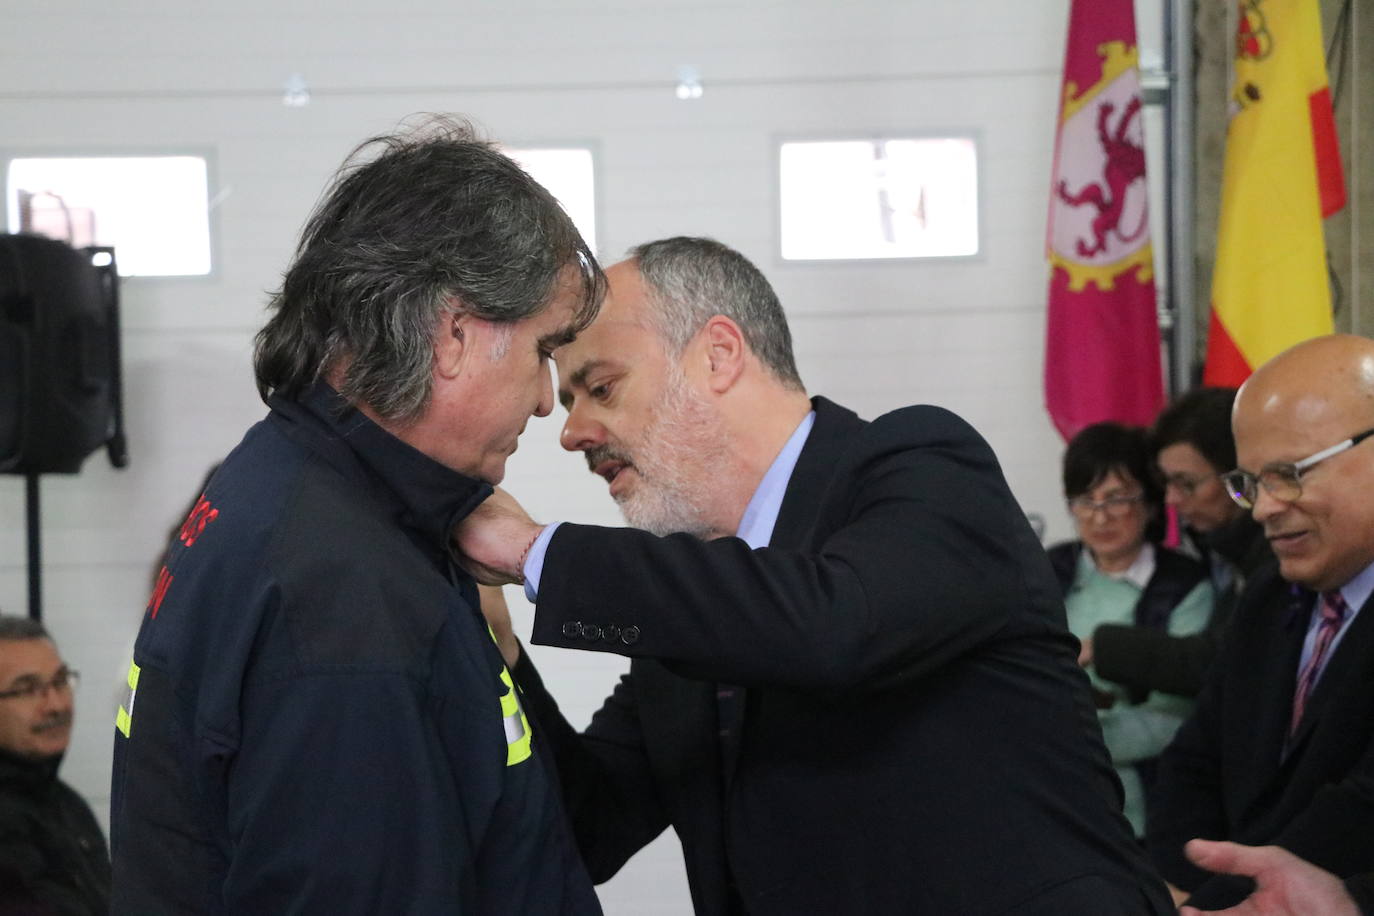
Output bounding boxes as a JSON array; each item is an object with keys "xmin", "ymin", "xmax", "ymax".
[
  {"xmin": 720, "ymin": 397, "xmax": 863, "ymax": 786},
  {"xmin": 1226, "ymin": 579, "xmax": 1307, "ymax": 781},
  {"xmin": 1272, "ymin": 585, "xmax": 1316, "ymax": 763},
  {"xmin": 1287, "ymin": 586, "xmax": 1374, "ymax": 754},
  {"xmin": 770, "ymin": 397, "xmax": 864, "ymax": 551}
]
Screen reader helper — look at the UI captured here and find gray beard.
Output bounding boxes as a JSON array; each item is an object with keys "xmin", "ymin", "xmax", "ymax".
[{"xmin": 615, "ymin": 371, "xmax": 728, "ymax": 539}]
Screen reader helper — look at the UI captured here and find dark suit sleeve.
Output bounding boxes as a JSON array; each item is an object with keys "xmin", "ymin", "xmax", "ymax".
[
  {"xmin": 515, "ymin": 651, "xmax": 669, "ymax": 882},
  {"xmin": 532, "ymin": 407, "xmax": 1062, "ymax": 693},
  {"xmin": 1093, "ymin": 586, "xmax": 1236, "ymax": 698},
  {"xmin": 1092, "ymin": 625, "xmax": 1218, "ymax": 697}
]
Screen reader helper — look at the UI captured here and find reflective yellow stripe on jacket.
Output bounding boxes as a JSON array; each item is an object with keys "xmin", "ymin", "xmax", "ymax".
[{"xmin": 115, "ymin": 660, "xmax": 141, "ymax": 738}]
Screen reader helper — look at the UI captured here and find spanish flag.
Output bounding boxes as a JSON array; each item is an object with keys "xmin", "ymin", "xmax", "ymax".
[{"xmin": 1203, "ymin": 0, "xmax": 1345, "ymax": 385}]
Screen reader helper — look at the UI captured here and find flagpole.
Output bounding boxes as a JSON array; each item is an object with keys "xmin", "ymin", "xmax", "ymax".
[{"xmin": 1167, "ymin": 0, "xmax": 1196, "ymax": 395}]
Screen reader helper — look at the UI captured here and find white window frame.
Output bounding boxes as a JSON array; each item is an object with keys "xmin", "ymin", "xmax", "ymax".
[
  {"xmin": 2, "ymin": 148, "xmax": 218, "ymax": 279},
  {"xmin": 774, "ymin": 132, "xmax": 982, "ymax": 264},
  {"xmin": 502, "ymin": 144, "xmax": 600, "ymax": 258}
]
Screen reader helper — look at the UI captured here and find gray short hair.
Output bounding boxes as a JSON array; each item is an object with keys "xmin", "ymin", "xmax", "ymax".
[
  {"xmin": 255, "ymin": 115, "xmax": 605, "ymax": 422},
  {"xmin": 629, "ymin": 237, "xmax": 803, "ymax": 390},
  {"xmin": 0, "ymin": 616, "xmax": 49, "ymax": 642}
]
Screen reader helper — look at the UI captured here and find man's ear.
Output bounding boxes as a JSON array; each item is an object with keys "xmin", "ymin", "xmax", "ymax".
[
  {"xmin": 701, "ymin": 315, "xmax": 746, "ymax": 394},
  {"xmin": 435, "ymin": 312, "xmax": 472, "ymax": 380}
]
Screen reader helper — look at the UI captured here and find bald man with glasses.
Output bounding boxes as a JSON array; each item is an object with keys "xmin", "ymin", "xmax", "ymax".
[{"xmin": 1147, "ymin": 335, "xmax": 1374, "ymax": 912}]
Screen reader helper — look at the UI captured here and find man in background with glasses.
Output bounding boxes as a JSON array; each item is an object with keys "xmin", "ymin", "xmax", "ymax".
[
  {"xmin": 1091, "ymin": 388, "xmax": 1273, "ymax": 701},
  {"xmin": 0, "ymin": 615, "xmax": 110, "ymax": 914},
  {"xmin": 1148, "ymin": 335, "xmax": 1374, "ymax": 912}
]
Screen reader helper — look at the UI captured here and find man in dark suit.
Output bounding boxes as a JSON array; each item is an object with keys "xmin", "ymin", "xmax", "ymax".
[
  {"xmin": 1148, "ymin": 334, "xmax": 1374, "ymax": 910},
  {"xmin": 459, "ymin": 237, "xmax": 1170, "ymax": 914}
]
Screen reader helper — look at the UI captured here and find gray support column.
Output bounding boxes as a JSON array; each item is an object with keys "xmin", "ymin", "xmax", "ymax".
[
  {"xmin": 1190, "ymin": 0, "xmax": 1231, "ymax": 384},
  {"xmin": 1167, "ymin": 0, "xmax": 1197, "ymax": 393},
  {"xmin": 1323, "ymin": 0, "xmax": 1372, "ymax": 337}
]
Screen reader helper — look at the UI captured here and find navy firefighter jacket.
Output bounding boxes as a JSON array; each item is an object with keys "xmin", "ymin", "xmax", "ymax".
[{"xmin": 109, "ymin": 382, "xmax": 601, "ymax": 915}]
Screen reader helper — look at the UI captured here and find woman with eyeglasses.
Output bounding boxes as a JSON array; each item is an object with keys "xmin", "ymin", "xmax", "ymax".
[
  {"xmin": 1046, "ymin": 421, "xmax": 1214, "ymax": 838},
  {"xmin": 1092, "ymin": 388, "xmax": 1273, "ymax": 703}
]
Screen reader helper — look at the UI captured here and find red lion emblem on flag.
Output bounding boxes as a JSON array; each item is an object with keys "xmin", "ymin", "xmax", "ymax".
[{"xmin": 1055, "ymin": 97, "xmax": 1148, "ymax": 258}]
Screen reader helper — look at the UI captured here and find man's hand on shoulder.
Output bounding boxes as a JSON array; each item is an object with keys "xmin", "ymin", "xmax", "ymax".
[{"xmin": 453, "ymin": 487, "xmax": 544, "ymax": 586}]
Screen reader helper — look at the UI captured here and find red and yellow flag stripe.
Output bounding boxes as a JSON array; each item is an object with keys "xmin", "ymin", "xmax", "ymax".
[{"xmin": 1203, "ymin": 0, "xmax": 1346, "ymax": 386}]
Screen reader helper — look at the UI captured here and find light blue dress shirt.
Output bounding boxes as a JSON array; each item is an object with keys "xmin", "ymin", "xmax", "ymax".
[{"xmin": 523, "ymin": 411, "xmax": 816, "ymax": 600}]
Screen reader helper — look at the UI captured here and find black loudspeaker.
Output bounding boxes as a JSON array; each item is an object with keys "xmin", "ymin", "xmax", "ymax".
[{"xmin": 0, "ymin": 233, "xmax": 128, "ymax": 474}]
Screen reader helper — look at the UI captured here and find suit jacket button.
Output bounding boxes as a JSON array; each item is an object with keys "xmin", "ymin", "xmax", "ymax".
[
  {"xmin": 603, "ymin": 624, "xmax": 621, "ymax": 642},
  {"xmin": 581, "ymin": 624, "xmax": 602, "ymax": 641},
  {"xmin": 621, "ymin": 626, "xmax": 640, "ymax": 645},
  {"xmin": 562, "ymin": 621, "xmax": 582, "ymax": 638}
]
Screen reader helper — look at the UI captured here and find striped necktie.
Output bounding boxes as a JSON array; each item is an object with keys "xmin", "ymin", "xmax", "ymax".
[{"xmin": 1290, "ymin": 590, "xmax": 1350, "ymax": 736}]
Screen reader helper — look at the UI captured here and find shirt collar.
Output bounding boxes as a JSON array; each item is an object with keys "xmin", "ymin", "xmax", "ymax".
[
  {"xmin": 735, "ymin": 411, "xmax": 815, "ymax": 549},
  {"xmin": 271, "ymin": 382, "xmax": 492, "ymax": 554},
  {"xmin": 1334, "ymin": 559, "xmax": 1374, "ymax": 615},
  {"xmin": 1082, "ymin": 541, "xmax": 1156, "ymax": 590}
]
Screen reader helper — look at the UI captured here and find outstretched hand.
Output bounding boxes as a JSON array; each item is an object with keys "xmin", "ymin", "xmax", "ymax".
[
  {"xmin": 1179, "ymin": 840, "xmax": 1358, "ymax": 916},
  {"xmin": 452, "ymin": 487, "xmax": 544, "ymax": 586}
]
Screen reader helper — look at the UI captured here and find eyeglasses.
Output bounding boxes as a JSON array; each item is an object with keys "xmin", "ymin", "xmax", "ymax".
[
  {"xmin": 1161, "ymin": 472, "xmax": 1218, "ymax": 496},
  {"xmin": 1067, "ymin": 492, "xmax": 1144, "ymax": 520},
  {"xmin": 0, "ymin": 667, "xmax": 79, "ymax": 701},
  {"xmin": 1222, "ymin": 427, "xmax": 1374, "ymax": 510}
]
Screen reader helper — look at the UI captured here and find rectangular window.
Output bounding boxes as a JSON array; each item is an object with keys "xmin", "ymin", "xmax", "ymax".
[
  {"xmin": 779, "ymin": 137, "xmax": 979, "ymax": 261},
  {"xmin": 5, "ymin": 155, "xmax": 212, "ymax": 277},
  {"xmin": 504, "ymin": 147, "xmax": 597, "ymax": 256}
]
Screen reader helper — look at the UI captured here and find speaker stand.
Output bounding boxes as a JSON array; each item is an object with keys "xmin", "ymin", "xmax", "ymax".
[{"xmin": 26, "ymin": 473, "xmax": 41, "ymax": 621}]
